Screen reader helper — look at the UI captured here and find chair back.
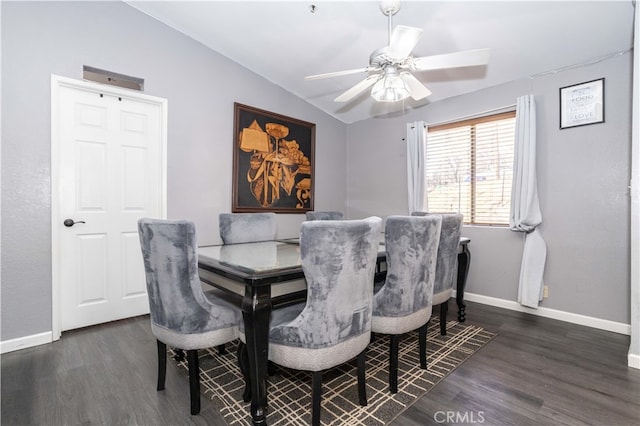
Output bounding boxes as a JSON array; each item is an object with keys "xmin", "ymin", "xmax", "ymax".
[
  {"xmin": 413, "ymin": 212, "xmax": 463, "ymax": 296},
  {"xmin": 305, "ymin": 211, "xmax": 344, "ymax": 221},
  {"xmin": 374, "ymin": 215, "xmax": 442, "ymax": 318},
  {"xmin": 138, "ymin": 218, "xmax": 235, "ymax": 334},
  {"xmin": 271, "ymin": 217, "xmax": 382, "ymax": 349},
  {"xmin": 219, "ymin": 212, "xmax": 276, "ymax": 244}
]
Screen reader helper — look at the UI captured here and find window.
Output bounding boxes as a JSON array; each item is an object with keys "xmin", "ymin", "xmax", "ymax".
[{"xmin": 425, "ymin": 112, "xmax": 516, "ymax": 225}]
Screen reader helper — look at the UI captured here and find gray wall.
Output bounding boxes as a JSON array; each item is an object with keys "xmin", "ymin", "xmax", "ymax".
[
  {"xmin": 1, "ymin": 1, "xmax": 347, "ymax": 341},
  {"xmin": 347, "ymin": 53, "xmax": 632, "ymax": 324}
]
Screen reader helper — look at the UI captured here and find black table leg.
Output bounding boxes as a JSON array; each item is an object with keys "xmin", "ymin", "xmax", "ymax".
[
  {"xmin": 456, "ymin": 242, "xmax": 471, "ymax": 322},
  {"xmin": 242, "ymin": 285, "xmax": 271, "ymax": 425}
]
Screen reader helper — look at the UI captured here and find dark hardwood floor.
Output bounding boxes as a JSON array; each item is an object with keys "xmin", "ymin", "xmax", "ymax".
[{"xmin": 2, "ymin": 301, "xmax": 638, "ymax": 425}]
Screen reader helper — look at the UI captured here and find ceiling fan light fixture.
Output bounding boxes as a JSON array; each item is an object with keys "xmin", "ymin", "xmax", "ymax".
[{"xmin": 371, "ymin": 69, "xmax": 409, "ymax": 102}]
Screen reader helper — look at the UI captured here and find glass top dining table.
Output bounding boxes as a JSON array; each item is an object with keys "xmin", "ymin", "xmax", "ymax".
[
  {"xmin": 198, "ymin": 238, "xmax": 386, "ymax": 282},
  {"xmin": 196, "ymin": 236, "xmax": 470, "ymax": 426}
]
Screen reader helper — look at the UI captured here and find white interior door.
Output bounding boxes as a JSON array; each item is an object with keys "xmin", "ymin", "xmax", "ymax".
[{"xmin": 52, "ymin": 76, "xmax": 167, "ymax": 335}]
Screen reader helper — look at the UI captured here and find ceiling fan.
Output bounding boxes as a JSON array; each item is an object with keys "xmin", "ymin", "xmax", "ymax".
[{"xmin": 305, "ymin": 0, "xmax": 490, "ymax": 103}]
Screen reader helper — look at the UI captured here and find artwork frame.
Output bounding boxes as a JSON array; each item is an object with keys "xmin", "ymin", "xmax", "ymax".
[
  {"xmin": 559, "ymin": 78, "xmax": 605, "ymax": 129},
  {"xmin": 232, "ymin": 103, "xmax": 315, "ymax": 213}
]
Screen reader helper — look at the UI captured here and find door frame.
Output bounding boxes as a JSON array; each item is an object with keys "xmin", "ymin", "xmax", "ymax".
[{"xmin": 51, "ymin": 74, "xmax": 167, "ymax": 340}]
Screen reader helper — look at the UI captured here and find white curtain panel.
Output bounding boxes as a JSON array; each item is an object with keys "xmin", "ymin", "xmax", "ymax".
[
  {"xmin": 406, "ymin": 121, "xmax": 427, "ymax": 213},
  {"xmin": 510, "ymin": 95, "xmax": 547, "ymax": 308}
]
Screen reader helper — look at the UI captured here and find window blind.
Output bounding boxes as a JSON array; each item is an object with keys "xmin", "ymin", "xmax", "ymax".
[{"xmin": 426, "ymin": 112, "xmax": 516, "ymax": 225}]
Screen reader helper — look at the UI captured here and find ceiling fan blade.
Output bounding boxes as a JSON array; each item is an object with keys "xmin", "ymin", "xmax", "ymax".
[
  {"xmin": 334, "ymin": 74, "xmax": 381, "ymax": 102},
  {"xmin": 400, "ymin": 72, "xmax": 432, "ymax": 101},
  {"xmin": 412, "ymin": 48, "xmax": 490, "ymax": 71},
  {"xmin": 305, "ymin": 67, "xmax": 371, "ymax": 81},
  {"xmin": 388, "ymin": 25, "xmax": 423, "ymax": 59}
]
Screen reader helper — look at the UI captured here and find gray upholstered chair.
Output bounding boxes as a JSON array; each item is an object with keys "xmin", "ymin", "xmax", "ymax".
[
  {"xmin": 137, "ymin": 218, "xmax": 241, "ymax": 415},
  {"xmin": 372, "ymin": 215, "xmax": 442, "ymax": 393},
  {"xmin": 305, "ymin": 210, "xmax": 344, "ymax": 221},
  {"xmin": 219, "ymin": 212, "xmax": 277, "ymax": 244},
  {"xmin": 266, "ymin": 216, "xmax": 382, "ymax": 426},
  {"xmin": 412, "ymin": 212, "xmax": 464, "ymax": 335}
]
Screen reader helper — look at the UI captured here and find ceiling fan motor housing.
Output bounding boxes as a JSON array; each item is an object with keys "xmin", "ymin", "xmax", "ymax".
[
  {"xmin": 369, "ymin": 47, "xmax": 392, "ymax": 68},
  {"xmin": 369, "ymin": 46, "xmax": 410, "ymax": 69}
]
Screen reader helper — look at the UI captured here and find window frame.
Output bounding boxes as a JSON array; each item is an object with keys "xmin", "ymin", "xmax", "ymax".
[{"xmin": 427, "ymin": 111, "xmax": 516, "ymax": 226}]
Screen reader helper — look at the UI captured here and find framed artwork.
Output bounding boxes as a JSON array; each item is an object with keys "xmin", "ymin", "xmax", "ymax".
[
  {"xmin": 559, "ymin": 78, "xmax": 605, "ymax": 129},
  {"xmin": 232, "ymin": 103, "xmax": 315, "ymax": 213}
]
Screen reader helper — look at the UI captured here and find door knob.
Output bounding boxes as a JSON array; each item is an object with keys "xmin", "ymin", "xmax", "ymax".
[{"xmin": 63, "ymin": 219, "xmax": 86, "ymax": 227}]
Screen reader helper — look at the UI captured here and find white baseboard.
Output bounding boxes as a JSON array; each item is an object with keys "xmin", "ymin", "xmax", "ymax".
[
  {"xmin": 628, "ymin": 353, "xmax": 640, "ymax": 370},
  {"xmin": 1, "ymin": 331, "xmax": 52, "ymax": 354},
  {"xmin": 460, "ymin": 291, "xmax": 631, "ymax": 335}
]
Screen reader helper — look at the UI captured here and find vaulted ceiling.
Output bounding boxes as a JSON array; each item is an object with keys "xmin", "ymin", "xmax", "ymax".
[{"xmin": 126, "ymin": 1, "xmax": 635, "ymax": 124}]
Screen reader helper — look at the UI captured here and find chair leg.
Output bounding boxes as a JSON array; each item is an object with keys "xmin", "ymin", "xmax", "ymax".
[
  {"xmin": 419, "ymin": 321, "xmax": 428, "ymax": 369},
  {"xmin": 389, "ymin": 335, "xmax": 399, "ymax": 394},
  {"xmin": 186, "ymin": 349, "xmax": 201, "ymax": 415},
  {"xmin": 268, "ymin": 360, "xmax": 278, "ymax": 376},
  {"xmin": 440, "ymin": 300, "xmax": 449, "ymax": 336},
  {"xmin": 236, "ymin": 341, "xmax": 252, "ymax": 403},
  {"xmin": 357, "ymin": 350, "xmax": 368, "ymax": 406},
  {"xmin": 217, "ymin": 344, "xmax": 227, "ymax": 355},
  {"xmin": 156, "ymin": 340, "xmax": 167, "ymax": 391},
  {"xmin": 311, "ymin": 371, "xmax": 323, "ymax": 426}
]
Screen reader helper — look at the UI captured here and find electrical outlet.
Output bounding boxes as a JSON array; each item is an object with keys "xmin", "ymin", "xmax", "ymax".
[{"xmin": 543, "ymin": 285, "xmax": 549, "ymax": 298}]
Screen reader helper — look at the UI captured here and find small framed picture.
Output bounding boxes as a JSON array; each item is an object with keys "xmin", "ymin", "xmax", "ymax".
[{"xmin": 559, "ymin": 78, "xmax": 604, "ymax": 129}]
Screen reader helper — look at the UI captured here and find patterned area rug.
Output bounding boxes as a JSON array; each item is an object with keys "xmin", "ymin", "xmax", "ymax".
[{"xmin": 172, "ymin": 318, "xmax": 495, "ymax": 425}]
